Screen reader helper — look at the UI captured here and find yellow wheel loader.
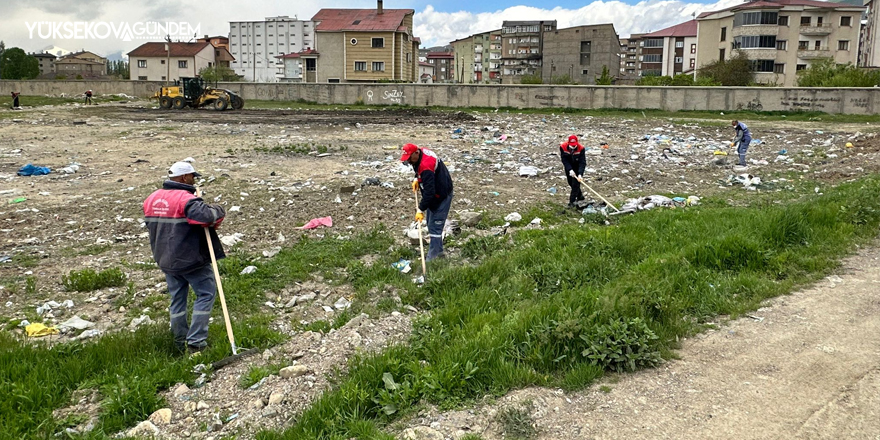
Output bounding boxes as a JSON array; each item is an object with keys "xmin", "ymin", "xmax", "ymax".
[{"xmin": 154, "ymin": 77, "xmax": 244, "ymax": 111}]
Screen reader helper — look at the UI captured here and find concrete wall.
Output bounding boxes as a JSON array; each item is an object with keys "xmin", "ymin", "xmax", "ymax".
[{"xmin": 0, "ymin": 80, "xmax": 876, "ymax": 114}]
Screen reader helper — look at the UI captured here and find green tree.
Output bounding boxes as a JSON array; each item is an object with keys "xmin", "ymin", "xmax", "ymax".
[
  {"xmin": 595, "ymin": 65, "xmax": 613, "ymax": 85},
  {"xmin": 519, "ymin": 73, "xmax": 543, "ymax": 84},
  {"xmin": 697, "ymin": 49, "xmax": 753, "ymax": 86},
  {"xmin": 198, "ymin": 65, "xmax": 241, "ymax": 82},
  {"xmin": 0, "ymin": 47, "xmax": 39, "ymax": 80},
  {"xmin": 796, "ymin": 58, "xmax": 880, "ymax": 87},
  {"xmin": 106, "ymin": 60, "xmax": 130, "ymax": 79}
]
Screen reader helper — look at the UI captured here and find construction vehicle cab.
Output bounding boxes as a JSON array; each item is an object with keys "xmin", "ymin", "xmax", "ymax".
[{"xmin": 154, "ymin": 77, "xmax": 244, "ymax": 111}]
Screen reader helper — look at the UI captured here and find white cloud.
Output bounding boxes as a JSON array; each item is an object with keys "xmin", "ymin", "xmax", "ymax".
[{"xmin": 414, "ymin": 0, "xmax": 743, "ymax": 47}]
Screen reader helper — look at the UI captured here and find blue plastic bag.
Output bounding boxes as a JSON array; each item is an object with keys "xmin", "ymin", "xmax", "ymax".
[{"xmin": 17, "ymin": 164, "xmax": 51, "ymax": 176}]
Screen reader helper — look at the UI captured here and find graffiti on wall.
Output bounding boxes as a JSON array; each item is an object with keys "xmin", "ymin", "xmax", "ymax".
[
  {"xmin": 779, "ymin": 96, "xmax": 841, "ymax": 110},
  {"xmin": 364, "ymin": 89, "xmax": 405, "ymax": 104}
]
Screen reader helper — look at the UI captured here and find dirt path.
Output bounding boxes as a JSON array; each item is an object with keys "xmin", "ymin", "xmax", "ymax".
[{"xmin": 402, "ymin": 246, "xmax": 880, "ymax": 440}]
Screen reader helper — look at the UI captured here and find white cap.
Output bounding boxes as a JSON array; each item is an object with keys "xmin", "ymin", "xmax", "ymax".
[{"xmin": 168, "ymin": 161, "xmax": 201, "ymax": 177}]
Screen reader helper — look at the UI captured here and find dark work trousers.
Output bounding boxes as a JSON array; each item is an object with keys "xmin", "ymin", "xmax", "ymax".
[
  {"xmin": 737, "ymin": 138, "xmax": 751, "ymax": 166},
  {"xmin": 566, "ymin": 175, "xmax": 585, "ymax": 204},
  {"xmin": 425, "ymin": 192, "xmax": 453, "ymax": 260},
  {"xmin": 165, "ymin": 264, "xmax": 216, "ymax": 350}
]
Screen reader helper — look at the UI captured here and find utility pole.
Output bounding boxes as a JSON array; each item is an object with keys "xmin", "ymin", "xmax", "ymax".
[{"xmin": 165, "ymin": 35, "xmax": 171, "ymax": 84}]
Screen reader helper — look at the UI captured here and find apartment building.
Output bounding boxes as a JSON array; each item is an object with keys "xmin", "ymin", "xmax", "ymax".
[
  {"xmin": 541, "ymin": 24, "xmax": 621, "ymax": 84},
  {"xmin": 696, "ymin": 0, "xmax": 865, "ymax": 86},
  {"xmin": 638, "ymin": 20, "xmax": 698, "ymax": 77},
  {"xmin": 500, "ymin": 20, "xmax": 557, "ymax": 84},
  {"xmin": 860, "ymin": 0, "xmax": 879, "ymax": 66},
  {"xmin": 229, "ymin": 16, "xmax": 316, "ymax": 82},
  {"xmin": 31, "ymin": 53, "xmax": 57, "ymax": 77},
  {"xmin": 451, "ymin": 30, "xmax": 503, "ymax": 84},
  {"xmin": 311, "ymin": 0, "xmax": 419, "ymax": 83},
  {"xmin": 426, "ymin": 52, "xmax": 454, "ymax": 82},
  {"xmin": 619, "ymin": 34, "xmax": 645, "ymax": 78},
  {"xmin": 419, "ymin": 61, "xmax": 435, "ymax": 83},
  {"xmin": 128, "ymin": 42, "xmax": 232, "ymax": 81}
]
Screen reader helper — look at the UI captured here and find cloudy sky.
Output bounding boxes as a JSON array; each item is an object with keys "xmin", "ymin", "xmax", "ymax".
[{"xmin": 1, "ymin": 0, "xmax": 743, "ymax": 59}]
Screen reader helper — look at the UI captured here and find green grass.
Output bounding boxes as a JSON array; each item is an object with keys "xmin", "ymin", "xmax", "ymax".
[
  {"xmin": 0, "ymin": 315, "xmax": 283, "ymax": 439},
  {"xmin": 62, "ymin": 268, "xmax": 127, "ymax": 292},
  {"xmin": 256, "ymin": 176, "xmax": 880, "ymax": 440},
  {"xmin": 240, "ymin": 362, "xmax": 288, "ymax": 388}
]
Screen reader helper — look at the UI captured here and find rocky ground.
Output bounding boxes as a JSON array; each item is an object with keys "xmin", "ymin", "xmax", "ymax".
[{"xmin": 1, "ymin": 100, "xmax": 879, "ymax": 439}]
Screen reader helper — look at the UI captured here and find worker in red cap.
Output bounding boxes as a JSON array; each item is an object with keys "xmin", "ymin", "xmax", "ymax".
[
  {"xmin": 401, "ymin": 143, "xmax": 453, "ymax": 260},
  {"xmin": 560, "ymin": 135, "xmax": 587, "ymax": 208}
]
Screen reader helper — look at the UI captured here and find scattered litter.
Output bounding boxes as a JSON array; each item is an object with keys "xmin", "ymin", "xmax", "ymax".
[
  {"xmin": 299, "ymin": 216, "xmax": 333, "ymax": 230},
  {"xmin": 262, "ymin": 247, "xmax": 281, "ymax": 258},
  {"xmin": 220, "ymin": 233, "xmax": 245, "ymax": 247},
  {"xmin": 413, "ymin": 275, "xmax": 425, "ymax": 285},
  {"xmin": 17, "ymin": 164, "xmax": 51, "ymax": 176},
  {"xmin": 25, "ymin": 323, "xmax": 59, "ymax": 337},
  {"xmin": 530, "ymin": 218, "xmax": 542, "ymax": 225},
  {"xmin": 240, "ymin": 266, "xmax": 257, "ymax": 275},
  {"xmin": 334, "ymin": 297, "xmax": 352, "ymax": 310},
  {"xmin": 8, "ymin": 197, "xmax": 26, "ymax": 204},
  {"xmin": 504, "ymin": 212, "xmax": 522, "ymax": 222},
  {"xmin": 59, "ymin": 163, "xmax": 81, "ymax": 174},
  {"xmin": 58, "ymin": 316, "xmax": 95, "ymax": 330},
  {"xmin": 392, "ymin": 259, "xmax": 412, "ymax": 274}
]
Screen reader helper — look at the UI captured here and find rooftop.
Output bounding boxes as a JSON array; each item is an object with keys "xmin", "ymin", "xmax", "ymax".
[
  {"xmin": 128, "ymin": 42, "xmax": 212, "ymax": 58},
  {"xmin": 312, "ymin": 8, "xmax": 413, "ymax": 32},
  {"xmin": 698, "ymin": 0, "xmax": 864, "ymax": 19},
  {"xmin": 644, "ymin": 20, "xmax": 697, "ymax": 38}
]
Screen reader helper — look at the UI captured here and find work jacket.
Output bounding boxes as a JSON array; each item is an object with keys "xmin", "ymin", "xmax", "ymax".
[
  {"xmin": 560, "ymin": 142, "xmax": 587, "ymax": 177},
  {"xmin": 412, "ymin": 148, "xmax": 453, "ymax": 212}
]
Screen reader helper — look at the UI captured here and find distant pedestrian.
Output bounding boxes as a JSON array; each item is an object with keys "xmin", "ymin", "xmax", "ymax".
[
  {"xmin": 143, "ymin": 161, "xmax": 226, "ymax": 355},
  {"xmin": 560, "ymin": 134, "xmax": 586, "ymax": 208},
  {"xmin": 11, "ymin": 92, "xmax": 20, "ymax": 109},
  {"xmin": 84, "ymin": 90, "xmax": 93, "ymax": 105},
  {"xmin": 731, "ymin": 120, "xmax": 752, "ymax": 167},
  {"xmin": 401, "ymin": 143, "xmax": 453, "ymax": 260}
]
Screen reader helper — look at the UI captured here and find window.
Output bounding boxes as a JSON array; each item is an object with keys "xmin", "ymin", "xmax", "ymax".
[
  {"xmin": 580, "ymin": 41, "xmax": 592, "ymax": 65},
  {"xmin": 406, "ymin": 53, "xmax": 411, "ymax": 62},
  {"xmin": 675, "ymin": 41, "xmax": 684, "ymax": 48},
  {"xmin": 774, "ymin": 63, "xmax": 785, "ymax": 73},
  {"xmin": 796, "ymin": 64, "xmax": 807, "ymax": 71},
  {"xmin": 841, "ymin": 16, "xmax": 852, "ymax": 26},
  {"xmin": 642, "ymin": 54, "xmax": 662, "ymax": 62},
  {"xmin": 838, "ymin": 40, "xmax": 849, "ymax": 50},
  {"xmin": 354, "ymin": 61, "xmax": 366, "ymax": 71},
  {"xmin": 328, "ymin": 78, "xmax": 340, "ymax": 83},
  {"xmin": 800, "ymin": 16, "xmax": 811, "ymax": 26},
  {"xmin": 138, "ymin": 76, "xmax": 147, "ymax": 80},
  {"xmin": 738, "ymin": 11, "xmax": 778, "ymax": 26},
  {"xmin": 372, "ymin": 61, "xmax": 385, "ymax": 71},
  {"xmin": 137, "ymin": 60, "xmax": 147, "ymax": 68},
  {"xmin": 582, "ymin": 69, "xmax": 588, "ymax": 74},
  {"xmin": 643, "ymin": 38, "xmax": 663, "ymax": 47},
  {"xmin": 675, "ymin": 57, "xmax": 683, "ymax": 63},
  {"xmin": 161, "ymin": 59, "xmax": 165, "ymax": 64},
  {"xmin": 776, "ymin": 40, "xmax": 787, "ymax": 50},
  {"xmin": 778, "ymin": 15, "xmax": 789, "ymax": 26},
  {"xmin": 372, "ymin": 38, "xmax": 384, "ymax": 48},
  {"xmin": 690, "ymin": 58, "xmax": 695, "ymax": 68},
  {"xmin": 798, "ymin": 40, "xmax": 809, "ymax": 49},
  {"xmin": 749, "ymin": 59, "xmax": 775, "ymax": 72},
  {"xmin": 733, "ymin": 35, "xmax": 777, "ymax": 49},
  {"xmin": 719, "ymin": 48, "xmax": 726, "ymax": 60},
  {"xmin": 721, "ymin": 27, "xmax": 727, "ymax": 42},
  {"xmin": 161, "ymin": 76, "xmax": 166, "ymax": 80},
  {"xmin": 815, "ymin": 40, "xmax": 821, "ymax": 50},
  {"xmin": 544, "ymin": 25, "xmax": 552, "ymax": 31},
  {"xmin": 691, "ymin": 44, "xmax": 696, "ymax": 54},
  {"xmin": 817, "ymin": 17, "xmax": 823, "ymax": 26}
]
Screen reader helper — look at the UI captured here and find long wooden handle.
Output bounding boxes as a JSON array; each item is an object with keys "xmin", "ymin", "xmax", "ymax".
[
  {"xmin": 204, "ymin": 227, "xmax": 238, "ymax": 355},
  {"xmin": 577, "ymin": 177, "xmax": 621, "ymax": 212},
  {"xmin": 415, "ymin": 194, "xmax": 427, "ymax": 277}
]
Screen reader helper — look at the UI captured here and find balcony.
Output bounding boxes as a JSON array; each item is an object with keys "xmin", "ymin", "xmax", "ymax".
[
  {"xmin": 799, "ymin": 23, "xmax": 832, "ymax": 35},
  {"xmin": 797, "ymin": 47, "xmax": 830, "ymax": 58},
  {"xmin": 475, "ymin": 55, "xmax": 483, "ymax": 63},
  {"xmin": 474, "ymin": 47, "xmax": 483, "ymax": 53}
]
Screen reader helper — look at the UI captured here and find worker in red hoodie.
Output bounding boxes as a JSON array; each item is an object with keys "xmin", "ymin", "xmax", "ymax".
[
  {"xmin": 560, "ymin": 135, "xmax": 586, "ymax": 208},
  {"xmin": 401, "ymin": 143, "xmax": 453, "ymax": 260}
]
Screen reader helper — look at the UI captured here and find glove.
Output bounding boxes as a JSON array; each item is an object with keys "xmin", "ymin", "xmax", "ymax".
[
  {"xmin": 195, "ymin": 187, "xmax": 203, "ymax": 197},
  {"xmin": 415, "ymin": 212, "xmax": 424, "ymax": 222},
  {"xmin": 568, "ymin": 170, "xmax": 576, "ymax": 178},
  {"xmin": 730, "ymin": 142, "xmax": 735, "ymax": 147},
  {"xmin": 411, "ymin": 179, "xmax": 419, "ymax": 192}
]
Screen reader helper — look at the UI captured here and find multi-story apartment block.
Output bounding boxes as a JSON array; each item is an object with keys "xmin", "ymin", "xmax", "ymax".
[
  {"xmin": 696, "ymin": 0, "xmax": 865, "ymax": 86},
  {"xmin": 426, "ymin": 52, "xmax": 454, "ymax": 82},
  {"xmin": 860, "ymin": 0, "xmax": 879, "ymax": 66},
  {"xmin": 450, "ymin": 30, "xmax": 502, "ymax": 83},
  {"xmin": 229, "ymin": 16, "xmax": 316, "ymax": 82},
  {"xmin": 31, "ymin": 53, "xmax": 57, "ymax": 77},
  {"xmin": 619, "ymin": 34, "xmax": 645, "ymax": 78},
  {"xmin": 311, "ymin": 0, "xmax": 419, "ymax": 83},
  {"xmin": 542, "ymin": 24, "xmax": 621, "ymax": 84},
  {"xmin": 500, "ymin": 20, "xmax": 557, "ymax": 83},
  {"xmin": 640, "ymin": 20, "xmax": 698, "ymax": 76}
]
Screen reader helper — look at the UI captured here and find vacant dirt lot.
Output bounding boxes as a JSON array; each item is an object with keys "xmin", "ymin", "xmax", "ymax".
[{"xmin": 1, "ymin": 101, "xmax": 879, "ymax": 439}]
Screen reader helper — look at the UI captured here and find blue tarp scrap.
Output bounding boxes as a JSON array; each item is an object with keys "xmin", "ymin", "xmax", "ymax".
[{"xmin": 17, "ymin": 164, "xmax": 51, "ymax": 176}]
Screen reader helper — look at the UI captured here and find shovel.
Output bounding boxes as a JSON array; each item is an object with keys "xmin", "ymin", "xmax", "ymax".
[
  {"xmin": 197, "ymin": 188, "xmax": 256, "ymax": 369},
  {"xmin": 576, "ymin": 176, "xmax": 621, "ymax": 213}
]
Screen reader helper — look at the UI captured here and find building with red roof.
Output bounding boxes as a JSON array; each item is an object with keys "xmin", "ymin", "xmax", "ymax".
[
  {"xmin": 637, "ymin": 20, "xmax": 699, "ymax": 77},
  {"xmin": 311, "ymin": 0, "xmax": 420, "ymax": 83},
  {"xmin": 695, "ymin": 0, "xmax": 865, "ymax": 86},
  {"xmin": 128, "ymin": 42, "xmax": 234, "ymax": 81}
]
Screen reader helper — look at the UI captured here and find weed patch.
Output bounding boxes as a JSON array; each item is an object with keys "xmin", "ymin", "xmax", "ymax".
[{"xmin": 62, "ymin": 268, "xmax": 127, "ymax": 292}]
